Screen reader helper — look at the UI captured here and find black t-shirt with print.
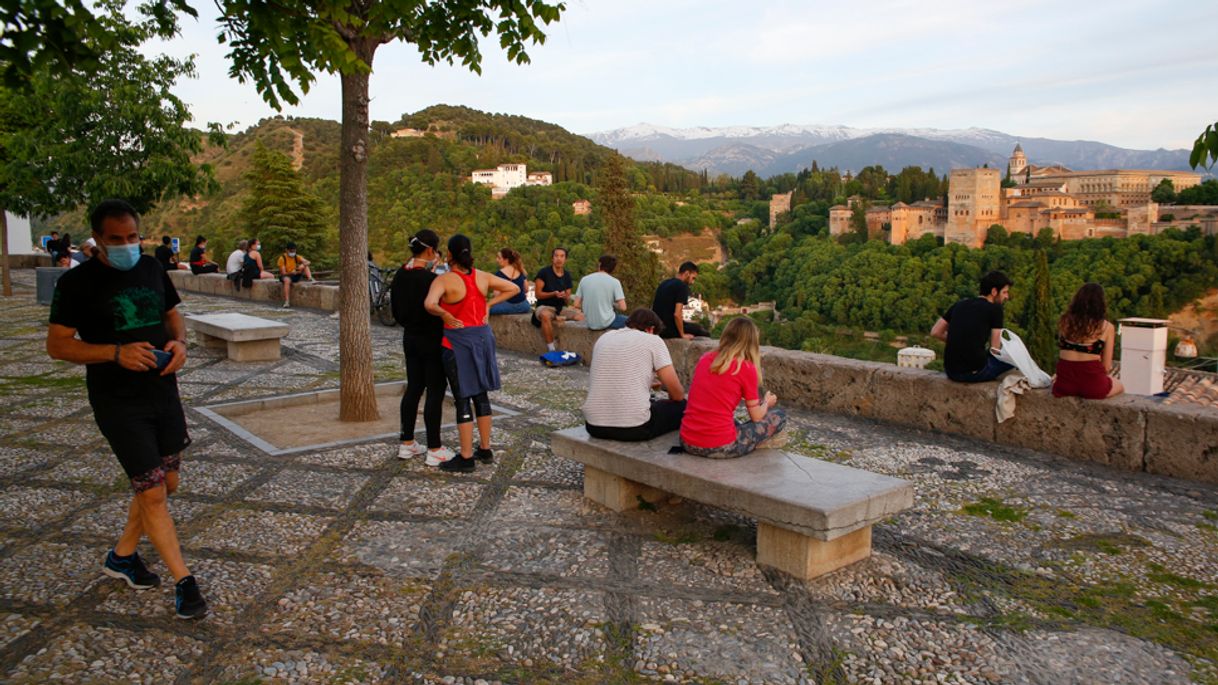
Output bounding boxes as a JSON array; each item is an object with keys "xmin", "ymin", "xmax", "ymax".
[
  {"xmin": 188, "ymin": 246, "xmax": 206, "ymax": 264},
  {"xmin": 49, "ymin": 255, "xmax": 182, "ymax": 392},
  {"xmin": 534, "ymin": 265, "xmax": 572, "ymax": 312}
]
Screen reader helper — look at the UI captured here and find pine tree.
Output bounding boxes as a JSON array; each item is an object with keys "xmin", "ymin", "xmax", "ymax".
[
  {"xmin": 598, "ymin": 153, "xmax": 659, "ymax": 308},
  {"xmin": 1023, "ymin": 248, "xmax": 1056, "ymax": 371},
  {"xmin": 241, "ymin": 141, "xmax": 329, "ymax": 259}
]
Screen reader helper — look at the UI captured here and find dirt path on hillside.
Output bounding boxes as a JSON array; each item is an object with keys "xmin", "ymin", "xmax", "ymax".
[{"xmin": 286, "ymin": 127, "xmax": 304, "ymax": 170}]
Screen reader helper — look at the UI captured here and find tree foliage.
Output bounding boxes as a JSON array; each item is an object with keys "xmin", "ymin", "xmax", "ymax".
[
  {"xmin": 1190, "ymin": 121, "xmax": 1218, "ymax": 170},
  {"xmin": 214, "ymin": 0, "xmax": 565, "ymax": 422},
  {"xmin": 0, "ymin": 1, "xmax": 216, "ymax": 217},
  {"xmin": 1023, "ymin": 249, "xmax": 1056, "ymax": 371},
  {"xmin": 1177, "ymin": 179, "xmax": 1218, "ymax": 205},
  {"xmin": 240, "ymin": 142, "xmax": 330, "ymax": 260},
  {"xmin": 598, "ymin": 153, "xmax": 659, "ymax": 308}
]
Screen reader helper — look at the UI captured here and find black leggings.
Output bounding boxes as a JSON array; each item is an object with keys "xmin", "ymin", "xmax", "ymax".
[
  {"xmin": 441, "ymin": 347, "xmax": 491, "ymax": 424},
  {"xmin": 401, "ymin": 334, "xmax": 447, "ymax": 447}
]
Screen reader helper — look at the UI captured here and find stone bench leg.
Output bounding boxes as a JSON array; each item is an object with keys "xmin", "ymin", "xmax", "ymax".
[
  {"xmin": 194, "ymin": 331, "xmax": 228, "ymax": 351},
  {"xmin": 226, "ymin": 338, "xmax": 281, "ymax": 362},
  {"xmin": 756, "ymin": 522, "xmax": 872, "ymax": 580},
  {"xmin": 583, "ymin": 465, "xmax": 669, "ymax": 512}
]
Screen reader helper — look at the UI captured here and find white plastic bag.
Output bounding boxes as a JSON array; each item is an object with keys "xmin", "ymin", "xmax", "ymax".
[{"xmin": 993, "ymin": 329, "xmax": 1052, "ymax": 388}]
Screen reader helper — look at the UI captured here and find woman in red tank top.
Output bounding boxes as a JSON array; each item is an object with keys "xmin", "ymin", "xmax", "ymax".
[{"xmin": 424, "ymin": 234, "xmax": 520, "ymax": 472}]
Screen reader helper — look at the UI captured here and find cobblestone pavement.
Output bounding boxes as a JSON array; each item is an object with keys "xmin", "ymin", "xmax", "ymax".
[{"xmin": 0, "ymin": 270, "xmax": 1216, "ymax": 684}]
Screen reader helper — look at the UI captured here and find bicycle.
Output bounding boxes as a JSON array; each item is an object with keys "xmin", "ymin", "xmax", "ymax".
[{"xmin": 369, "ymin": 265, "xmax": 397, "ymax": 327}]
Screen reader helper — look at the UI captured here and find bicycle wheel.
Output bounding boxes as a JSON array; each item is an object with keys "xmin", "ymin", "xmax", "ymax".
[{"xmin": 376, "ymin": 294, "xmax": 397, "ymax": 327}]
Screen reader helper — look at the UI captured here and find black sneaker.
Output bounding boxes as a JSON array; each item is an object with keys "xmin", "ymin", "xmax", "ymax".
[
  {"xmin": 174, "ymin": 575, "xmax": 208, "ymax": 620},
  {"xmin": 439, "ymin": 454, "xmax": 476, "ymax": 473},
  {"xmin": 474, "ymin": 447, "xmax": 494, "ymax": 464},
  {"xmin": 102, "ymin": 550, "xmax": 160, "ymax": 590}
]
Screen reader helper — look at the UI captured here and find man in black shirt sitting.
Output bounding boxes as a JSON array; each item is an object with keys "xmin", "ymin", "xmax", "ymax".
[
  {"xmin": 46, "ymin": 199, "xmax": 207, "ymax": 619},
  {"xmin": 154, "ymin": 236, "xmax": 187, "ymax": 272},
  {"xmin": 653, "ymin": 261, "xmax": 710, "ymax": 339},
  {"xmin": 531, "ymin": 247, "xmax": 583, "ymax": 352},
  {"xmin": 930, "ymin": 271, "xmax": 1015, "ymax": 383}
]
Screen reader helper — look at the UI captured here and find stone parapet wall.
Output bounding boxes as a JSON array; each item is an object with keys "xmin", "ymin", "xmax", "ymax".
[
  {"xmin": 5, "ymin": 255, "xmax": 52, "ymax": 268},
  {"xmin": 162, "ymin": 272, "xmax": 1218, "ymax": 485},
  {"xmin": 166, "ymin": 271, "xmax": 340, "ymax": 311},
  {"xmin": 486, "ymin": 314, "xmax": 1218, "ymax": 485}
]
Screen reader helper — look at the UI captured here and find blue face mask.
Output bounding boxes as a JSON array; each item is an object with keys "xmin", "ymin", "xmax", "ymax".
[{"xmin": 105, "ymin": 243, "xmax": 141, "ymax": 271}]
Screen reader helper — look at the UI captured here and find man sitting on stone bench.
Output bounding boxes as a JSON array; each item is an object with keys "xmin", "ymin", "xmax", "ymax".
[{"xmin": 582, "ymin": 309, "xmax": 686, "ymax": 441}]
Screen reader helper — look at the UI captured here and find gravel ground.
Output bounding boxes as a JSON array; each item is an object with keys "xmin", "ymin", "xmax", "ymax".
[{"xmin": 0, "ymin": 271, "xmax": 1215, "ymax": 684}]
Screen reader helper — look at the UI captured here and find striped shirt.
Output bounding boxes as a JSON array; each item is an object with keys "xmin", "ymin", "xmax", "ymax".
[{"xmin": 582, "ymin": 328, "xmax": 674, "ymax": 428}]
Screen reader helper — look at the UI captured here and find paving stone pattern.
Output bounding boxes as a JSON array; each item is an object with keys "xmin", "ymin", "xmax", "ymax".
[{"xmin": 0, "ymin": 270, "xmax": 1216, "ymax": 684}]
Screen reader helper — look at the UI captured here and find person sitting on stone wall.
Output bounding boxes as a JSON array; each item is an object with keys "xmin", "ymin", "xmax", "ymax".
[
  {"xmin": 930, "ymin": 271, "xmax": 1015, "ymax": 383},
  {"xmin": 653, "ymin": 261, "xmax": 710, "ymax": 339},
  {"xmin": 225, "ymin": 239, "xmax": 249, "ymax": 288},
  {"xmin": 276, "ymin": 241, "xmax": 314, "ymax": 308},
  {"xmin": 583, "ymin": 308, "xmax": 686, "ymax": 441},
  {"xmin": 532, "ymin": 246, "xmax": 583, "ymax": 351},
  {"xmin": 489, "ymin": 248, "xmax": 531, "ymax": 315},
  {"xmin": 1052, "ymin": 283, "xmax": 1125, "ymax": 400},
  {"xmin": 680, "ymin": 316, "xmax": 786, "ymax": 458},
  {"xmin": 155, "ymin": 236, "xmax": 189, "ymax": 272},
  {"xmin": 571, "ymin": 254, "xmax": 628, "ymax": 331},
  {"xmin": 188, "ymin": 236, "xmax": 220, "ymax": 275},
  {"xmin": 240, "ymin": 237, "xmax": 274, "ymax": 289}
]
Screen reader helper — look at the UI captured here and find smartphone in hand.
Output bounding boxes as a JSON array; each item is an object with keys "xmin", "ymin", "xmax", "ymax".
[{"xmin": 152, "ymin": 349, "xmax": 173, "ymax": 370}]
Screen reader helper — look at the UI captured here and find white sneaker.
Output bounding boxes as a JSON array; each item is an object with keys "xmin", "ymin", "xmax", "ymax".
[
  {"xmin": 424, "ymin": 447, "xmax": 456, "ymax": 466},
  {"xmin": 282, "ymin": 301, "xmax": 291, "ymax": 308},
  {"xmin": 397, "ymin": 442, "xmax": 427, "ymax": 460}
]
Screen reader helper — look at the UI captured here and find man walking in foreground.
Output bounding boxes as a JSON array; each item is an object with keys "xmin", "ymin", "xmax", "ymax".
[
  {"xmin": 46, "ymin": 199, "xmax": 207, "ymax": 620},
  {"xmin": 930, "ymin": 270, "xmax": 1015, "ymax": 383}
]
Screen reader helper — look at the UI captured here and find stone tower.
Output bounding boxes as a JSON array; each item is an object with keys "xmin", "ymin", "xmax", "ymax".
[
  {"xmin": 946, "ymin": 168, "xmax": 1002, "ymax": 248},
  {"xmin": 1008, "ymin": 143, "xmax": 1027, "ymax": 180}
]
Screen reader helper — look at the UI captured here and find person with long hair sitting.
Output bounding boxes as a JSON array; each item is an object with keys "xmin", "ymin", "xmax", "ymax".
[
  {"xmin": 489, "ymin": 248, "xmax": 531, "ymax": 315},
  {"xmin": 1052, "ymin": 283, "xmax": 1125, "ymax": 400},
  {"xmin": 424, "ymin": 234, "xmax": 520, "ymax": 472},
  {"xmin": 679, "ymin": 317, "xmax": 787, "ymax": 458}
]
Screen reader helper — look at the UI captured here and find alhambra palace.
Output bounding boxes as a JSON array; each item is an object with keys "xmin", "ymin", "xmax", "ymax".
[{"xmin": 825, "ymin": 145, "xmax": 1218, "ymax": 246}]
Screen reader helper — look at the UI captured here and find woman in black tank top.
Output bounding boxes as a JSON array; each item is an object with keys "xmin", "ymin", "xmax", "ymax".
[{"xmin": 1052, "ymin": 283, "xmax": 1124, "ymax": 400}]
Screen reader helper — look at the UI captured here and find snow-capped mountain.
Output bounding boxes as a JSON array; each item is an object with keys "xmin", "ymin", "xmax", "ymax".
[{"xmin": 586, "ymin": 123, "xmax": 1194, "ymax": 177}]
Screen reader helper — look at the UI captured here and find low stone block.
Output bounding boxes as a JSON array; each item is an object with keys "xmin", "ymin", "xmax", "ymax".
[
  {"xmin": 995, "ymin": 390, "xmax": 1146, "ymax": 472},
  {"xmin": 315, "ymin": 285, "xmax": 339, "ymax": 311},
  {"xmin": 227, "ymin": 338, "xmax": 281, "ymax": 362},
  {"xmin": 195, "ymin": 332, "xmax": 228, "ymax": 350},
  {"xmin": 867, "ymin": 365, "xmax": 997, "ymax": 442},
  {"xmin": 583, "ymin": 465, "xmax": 669, "ymax": 512},
  {"xmin": 1144, "ymin": 402, "xmax": 1218, "ymax": 484},
  {"xmin": 248, "ymin": 278, "xmax": 279, "ymax": 303},
  {"xmin": 762, "ymin": 347, "xmax": 877, "ymax": 416},
  {"xmin": 290, "ymin": 282, "xmax": 322, "ymax": 309},
  {"xmin": 489, "ymin": 315, "xmax": 546, "ymax": 356},
  {"xmin": 756, "ymin": 521, "xmax": 872, "ymax": 580}
]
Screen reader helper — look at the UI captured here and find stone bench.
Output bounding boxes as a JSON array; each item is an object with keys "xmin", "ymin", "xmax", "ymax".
[
  {"xmin": 185, "ymin": 313, "xmax": 290, "ymax": 362},
  {"xmin": 550, "ymin": 426, "xmax": 914, "ymax": 580}
]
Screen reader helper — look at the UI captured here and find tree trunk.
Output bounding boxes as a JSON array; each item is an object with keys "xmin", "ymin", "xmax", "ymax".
[
  {"xmin": 336, "ymin": 43, "xmax": 379, "ymax": 422},
  {"xmin": 0, "ymin": 209, "xmax": 11, "ymax": 297}
]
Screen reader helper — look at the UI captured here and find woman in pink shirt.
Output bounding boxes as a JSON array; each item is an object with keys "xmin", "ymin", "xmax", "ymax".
[{"xmin": 679, "ymin": 317, "xmax": 787, "ymax": 458}]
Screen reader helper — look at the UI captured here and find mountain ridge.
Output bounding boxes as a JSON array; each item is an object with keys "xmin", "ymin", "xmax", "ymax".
[{"xmin": 587, "ymin": 122, "xmax": 1195, "ymax": 177}]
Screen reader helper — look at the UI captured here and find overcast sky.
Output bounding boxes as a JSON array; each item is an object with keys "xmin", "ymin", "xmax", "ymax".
[{"xmin": 152, "ymin": 0, "xmax": 1218, "ymax": 150}]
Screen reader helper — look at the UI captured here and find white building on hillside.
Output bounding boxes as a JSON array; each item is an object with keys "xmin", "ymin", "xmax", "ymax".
[{"xmin": 472, "ymin": 164, "xmax": 552, "ymax": 198}]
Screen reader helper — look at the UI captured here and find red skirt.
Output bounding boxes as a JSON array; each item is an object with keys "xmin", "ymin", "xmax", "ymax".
[{"xmin": 1052, "ymin": 359, "xmax": 1113, "ymax": 400}]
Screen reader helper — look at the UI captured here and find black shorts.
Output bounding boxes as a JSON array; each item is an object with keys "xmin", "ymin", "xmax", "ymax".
[
  {"xmin": 284, "ymin": 273, "xmax": 303, "ymax": 283},
  {"xmin": 89, "ymin": 378, "xmax": 190, "ymax": 493}
]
